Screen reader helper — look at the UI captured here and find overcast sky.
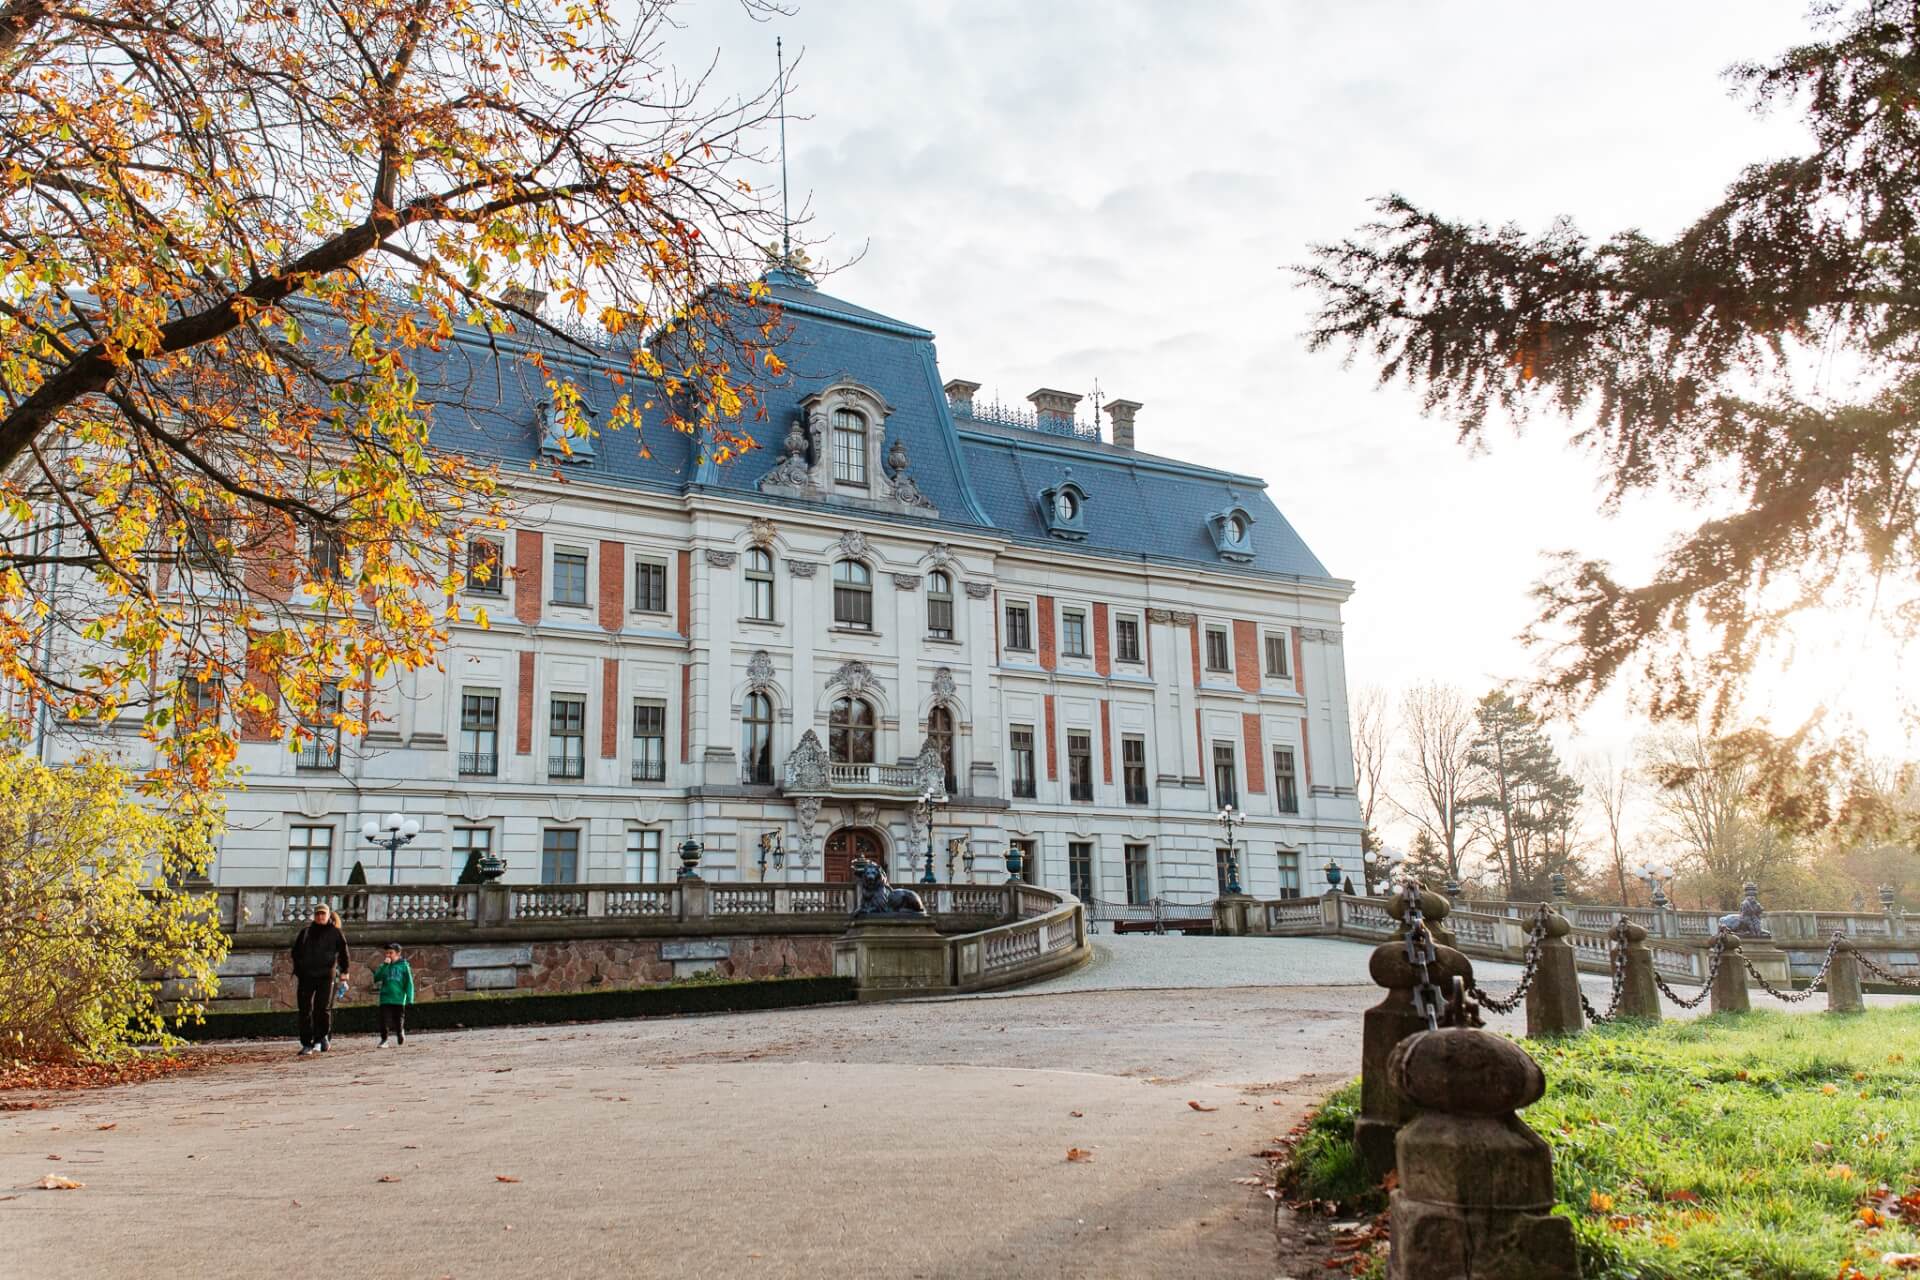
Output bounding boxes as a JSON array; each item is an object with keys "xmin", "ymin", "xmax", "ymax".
[{"xmin": 662, "ymin": 1, "xmax": 1856, "ymax": 844}]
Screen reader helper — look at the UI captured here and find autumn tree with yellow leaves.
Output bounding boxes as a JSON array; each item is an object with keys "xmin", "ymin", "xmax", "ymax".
[{"xmin": 0, "ymin": 0, "xmax": 790, "ymax": 797}]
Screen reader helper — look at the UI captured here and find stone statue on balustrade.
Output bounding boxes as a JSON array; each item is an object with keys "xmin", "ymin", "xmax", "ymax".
[
  {"xmin": 1717, "ymin": 882, "xmax": 1772, "ymax": 939},
  {"xmin": 852, "ymin": 858, "xmax": 925, "ymax": 917}
]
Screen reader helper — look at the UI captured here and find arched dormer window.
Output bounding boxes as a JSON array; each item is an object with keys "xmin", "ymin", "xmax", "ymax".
[
  {"xmin": 831, "ymin": 409, "xmax": 868, "ymax": 487},
  {"xmin": 926, "ymin": 570, "xmax": 954, "ymax": 639},
  {"xmin": 742, "ymin": 692, "xmax": 774, "ymax": 784},
  {"xmin": 927, "ymin": 704, "xmax": 957, "ymax": 794},
  {"xmin": 744, "ymin": 547, "xmax": 774, "ymax": 621},
  {"xmin": 1206, "ymin": 502, "xmax": 1257, "ymax": 562},
  {"xmin": 829, "ymin": 696, "xmax": 875, "ymax": 764},
  {"xmin": 1038, "ymin": 474, "xmax": 1090, "ymax": 541},
  {"xmin": 832, "ymin": 559, "xmax": 872, "ymax": 630}
]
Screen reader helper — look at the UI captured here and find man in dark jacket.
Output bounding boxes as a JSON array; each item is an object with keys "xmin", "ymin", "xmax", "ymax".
[{"xmin": 290, "ymin": 903, "xmax": 350, "ymax": 1055}]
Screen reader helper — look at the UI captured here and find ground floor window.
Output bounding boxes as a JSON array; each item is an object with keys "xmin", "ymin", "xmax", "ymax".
[
  {"xmin": 542, "ymin": 827, "xmax": 580, "ymax": 884},
  {"xmin": 1068, "ymin": 840, "xmax": 1094, "ymax": 902},
  {"xmin": 1215, "ymin": 846, "xmax": 1237, "ymax": 894},
  {"xmin": 625, "ymin": 828, "xmax": 662, "ymax": 881},
  {"xmin": 452, "ymin": 826, "xmax": 493, "ymax": 882},
  {"xmin": 1008, "ymin": 837, "xmax": 1037, "ymax": 883},
  {"xmin": 1124, "ymin": 843, "xmax": 1151, "ymax": 906},
  {"xmin": 287, "ymin": 825, "xmax": 332, "ymax": 886},
  {"xmin": 1276, "ymin": 849, "xmax": 1301, "ymax": 899}
]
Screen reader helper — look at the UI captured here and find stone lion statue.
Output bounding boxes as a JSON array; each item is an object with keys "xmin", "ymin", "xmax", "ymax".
[
  {"xmin": 1717, "ymin": 885, "xmax": 1771, "ymax": 939},
  {"xmin": 852, "ymin": 858, "xmax": 925, "ymax": 917}
]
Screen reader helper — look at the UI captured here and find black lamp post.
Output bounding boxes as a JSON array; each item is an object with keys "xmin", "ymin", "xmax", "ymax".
[
  {"xmin": 757, "ymin": 830, "xmax": 784, "ymax": 880},
  {"xmin": 1216, "ymin": 804, "xmax": 1244, "ymax": 895},
  {"xmin": 917, "ymin": 786, "xmax": 944, "ymax": 885},
  {"xmin": 360, "ymin": 812, "xmax": 420, "ymax": 885}
]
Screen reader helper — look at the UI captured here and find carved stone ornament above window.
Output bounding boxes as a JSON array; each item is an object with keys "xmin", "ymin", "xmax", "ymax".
[
  {"xmin": 931, "ymin": 667, "xmax": 958, "ymax": 701},
  {"xmin": 784, "ymin": 730, "xmax": 829, "ymax": 790},
  {"xmin": 1145, "ymin": 608, "xmax": 1175, "ymax": 624},
  {"xmin": 962, "ymin": 581, "xmax": 993, "ymax": 600},
  {"xmin": 748, "ymin": 517, "xmax": 777, "ymax": 547},
  {"xmin": 837, "ymin": 529, "xmax": 870, "ymax": 560},
  {"xmin": 1300, "ymin": 626, "xmax": 1342, "ymax": 645},
  {"xmin": 787, "ymin": 560, "xmax": 818, "ymax": 578},
  {"xmin": 705, "ymin": 549, "xmax": 738, "ymax": 567},
  {"xmin": 1169, "ymin": 610, "xmax": 1198, "ymax": 626},
  {"xmin": 827, "ymin": 659, "xmax": 877, "ymax": 697},
  {"xmin": 891, "ymin": 573, "xmax": 921, "ymax": 591},
  {"xmin": 746, "ymin": 649, "xmax": 776, "ymax": 687}
]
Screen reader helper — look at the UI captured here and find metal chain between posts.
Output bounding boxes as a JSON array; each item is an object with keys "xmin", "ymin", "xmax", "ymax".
[
  {"xmin": 1467, "ymin": 903, "xmax": 1553, "ymax": 1016},
  {"xmin": 1739, "ymin": 932, "xmax": 1845, "ymax": 1004},
  {"xmin": 1653, "ymin": 933, "xmax": 1728, "ymax": 1010},
  {"xmin": 1580, "ymin": 917, "xmax": 1633, "ymax": 1024},
  {"xmin": 1395, "ymin": 881, "xmax": 1484, "ymax": 1030},
  {"xmin": 1854, "ymin": 947, "xmax": 1920, "ymax": 990}
]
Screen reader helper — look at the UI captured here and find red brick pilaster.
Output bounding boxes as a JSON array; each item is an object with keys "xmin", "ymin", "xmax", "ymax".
[
  {"xmin": 1244, "ymin": 712, "xmax": 1265, "ymax": 793},
  {"xmin": 600, "ymin": 658, "xmax": 619, "ymax": 758},
  {"xmin": 514, "ymin": 530, "xmax": 543, "ymax": 625},
  {"xmin": 516, "ymin": 651, "xmax": 535, "ymax": 755},
  {"xmin": 680, "ymin": 663, "xmax": 692, "ymax": 763},
  {"xmin": 1043, "ymin": 695, "xmax": 1058, "ymax": 781},
  {"xmin": 1099, "ymin": 700, "xmax": 1113, "ymax": 784},
  {"xmin": 1293, "ymin": 629, "xmax": 1305, "ymax": 695},
  {"xmin": 1037, "ymin": 594, "xmax": 1056, "ymax": 671},
  {"xmin": 1188, "ymin": 618, "xmax": 1201, "ymax": 687},
  {"xmin": 1300, "ymin": 715, "xmax": 1313, "ymax": 786},
  {"xmin": 598, "ymin": 540, "xmax": 624, "ymax": 632},
  {"xmin": 1233, "ymin": 620, "xmax": 1260, "ymax": 692},
  {"xmin": 1093, "ymin": 603, "xmax": 1110, "ymax": 676},
  {"xmin": 238, "ymin": 638, "xmax": 280, "ymax": 742}
]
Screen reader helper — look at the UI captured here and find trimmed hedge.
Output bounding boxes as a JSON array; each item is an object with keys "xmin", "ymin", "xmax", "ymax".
[{"xmin": 176, "ymin": 974, "xmax": 855, "ymax": 1041}]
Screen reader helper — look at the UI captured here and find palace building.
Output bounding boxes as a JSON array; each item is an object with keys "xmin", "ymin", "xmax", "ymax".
[{"xmin": 56, "ymin": 270, "xmax": 1363, "ymax": 904}]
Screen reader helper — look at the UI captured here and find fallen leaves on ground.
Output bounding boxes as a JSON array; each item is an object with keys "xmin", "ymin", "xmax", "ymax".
[
  {"xmin": 495, "ymin": 1174, "xmax": 521, "ymax": 1183},
  {"xmin": 1187, "ymin": 1100, "xmax": 1218, "ymax": 1112},
  {"xmin": 95, "ymin": 1123, "xmax": 116, "ymax": 1131},
  {"xmin": 1069, "ymin": 1110, "xmax": 1083, "ymax": 1118},
  {"xmin": 376, "ymin": 1175, "xmax": 401, "ymax": 1183},
  {"xmin": 1066, "ymin": 1148, "xmax": 1093, "ymax": 1163},
  {"xmin": 1, "ymin": 1050, "xmax": 277, "ymax": 1095},
  {"xmin": 35, "ymin": 1175, "xmax": 84, "ymax": 1190}
]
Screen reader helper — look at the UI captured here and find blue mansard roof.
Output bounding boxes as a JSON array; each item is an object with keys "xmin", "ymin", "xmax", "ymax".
[{"xmin": 386, "ymin": 274, "xmax": 1335, "ymax": 583}]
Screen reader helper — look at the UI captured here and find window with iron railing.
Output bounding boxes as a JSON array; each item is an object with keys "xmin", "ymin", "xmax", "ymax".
[
  {"xmin": 548, "ymin": 696, "xmax": 585, "ymax": 779},
  {"xmin": 1068, "ymin": 841, "xmax": 1094, "ymax": 902},
  {"xmin": 1010, "ymin": 725, "xmax": 1037, "ymax": 799},
  {"xmin": 1212, "ymin": 741, "xmax": 1237, "ymax": 810},
  {"xmin": 829, "ymin": 696, "xmax": 875, "ymax": 764},
  {"xmin": 741, "ymin": 692, "xmax": 773, "ymax": 783},
  {"xmin": 1125, "ymin": 844, "xmax": 1151, "ymax": 906},
  {"xmin": 459, "ymin": 691, "xmax": 498, "ymax": 776},
  {"xmin": 1067, "ymin": 731, "xmax": 1093, "ymax": 802},
  {"xmin": 632, "ymin": 701, "xmax": 666, "ymax": 782},
  {"xmin": 1273, "ymin": 746, "xmax": 1299, "ymax": 815},
  {"xmin": 1276, "ymin": 849, "xmax": 1301, "ymax": 899},
  {"xmin": 294, "ymin": 683, "xmax": 342, "ymax": 770},
  {"xmin": 464, "ymin": 537, "xmax": 504, "ymax": 594},
  {"xmin": 1122, "ymin": 734, "xmax": 1149, "ymax": 805}
]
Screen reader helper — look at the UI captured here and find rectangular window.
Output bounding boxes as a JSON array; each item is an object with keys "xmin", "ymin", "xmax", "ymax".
[
  {"xmin": 1124, "ymin": 843, "xmax": 1151, "ymax": 906},
  {"xmin": 632, "ymin": 701, "xmax": 666, "ymax": 782},
  {"xmin": 1010, "ymin": 725, "xmax": 1037, "ymax": 799},
  {"xmin": 1009, "ymin": 838, "xmax": 1037, "ymax": 884},
  {"xmin": 633, "ymin": 559, "xmax": 668, "ymax": 613},
  {"xmin": 1276, "ymin": 848, "xmax": 1301, "ymax": 899},
  {"xmin": 1273, "ymin": 747, "xmax": 1300, "ymax": 815},
  {"xmin": 1265, "ymin": 631, "xmax": 1291, "ymax": 679},
  {"xmin": 832, "ymin": 572, "xmax": 872, "ymax": 630},
  {"xmin": 1115, "ymin": 615, "xmax": 1141, "ymax": 664},
  {"xmin": 927, "ymin": 590, "xmax": 954, "ymax": 639},
  {"xmin": 1067, "ymin": 730, "xmax": 1093, "ymax": 802},
  {"xmin": 452, "ymin": 826, "xmax": 492, "ymax": 882},
  {"xmin": 548, "ymin": 695, "xmax": 585, "ymax": 779},
  {"xmin": 1122, "ymin": 734, "xmax": 1148, "ymax": 806},
  {"xmin": 625, "ymin": 828, "xmax": 662, "ymax": 881},
  {"xmin": 1205, "ymin": 625, "xmax": 1231, "ymax": 672},
  {"xmin": 1216, "ymin": 847, "xmax": 1237, "ymax": 894},
  {"xmin": 182, "ymin": 513, "xmax": 227, "ymax": 570},
  {"xmin": 744, "ymin": 552, "xmax": 774, "ymax": 621},
  {"xmin": 541, "ymin": 828, "xmax": 580, "ymax": 884},
  {"xmin": 181, "ymin": 673, "xmax": 221, "ymax": 728},
  {"xmin": 1068, "ymin": 840, "xmax": 1094, "ymax": 903},
  {"xmin": 309, "ymin": 527, "xmax": 347, "ymax": 581},
  {"xmin": 552, "ymin": 548, "xmax": 589, "ymax": 606},
  {"xmin": 287, "ymin": 825, "xmax": 333, "ymax": 886},
  {"xmin": 465, "ymin": 536, "xmax": 504, "ymax": 594},
  {"xmin": 1212, "ymin": 740, "xmax": 1237, "ymax": 809},
  {"xmin": 1004, "ymin": 604, "xmax": 1032, "ymax": 652},
  {"xmin": 1061, "ymin": 609, "xmax": 1088, "ymax": 658},
  {"xmin": 294, "ymin": 683, "xmax": 341, "ymax": 770},
  {"xmin": 833, "ymin": 422, "xmax": 867, "ymax": 486},
  {"xmin": 459, "ymin": 691, "xmax": 498, "ymax": 776}
]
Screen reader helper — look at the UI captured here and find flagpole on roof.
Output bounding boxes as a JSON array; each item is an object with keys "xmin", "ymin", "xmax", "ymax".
[{"xmin": 777, "ymin": 37, "xmax": 791, "ymax": 266}]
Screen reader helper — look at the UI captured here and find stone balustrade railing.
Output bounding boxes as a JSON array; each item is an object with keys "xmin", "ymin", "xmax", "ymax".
[{"xmin": 219, "ymin": 879, "xmax": 1026, "ymax": 938}]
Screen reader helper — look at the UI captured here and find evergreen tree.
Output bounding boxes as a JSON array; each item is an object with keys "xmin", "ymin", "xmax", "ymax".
[
  {"xmin": 346, "ymin": 860, "xmax": 368, "ymax": 886},
  {"xmin": 457, "ymin": 849, "xmax": 484, "ymax": 885},
  {"xmin": 1300, "ymin": 1, "xmax": 1920, "ymax": 778},
  {"xmin": 1464, "ymin": 692, "xmax": 1584, "ymax": 899}
]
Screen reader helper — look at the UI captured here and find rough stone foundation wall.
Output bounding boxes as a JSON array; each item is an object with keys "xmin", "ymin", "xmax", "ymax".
[{"xmin": 216, "ymin": 934, "xmax": 835, "ymax": 1013}]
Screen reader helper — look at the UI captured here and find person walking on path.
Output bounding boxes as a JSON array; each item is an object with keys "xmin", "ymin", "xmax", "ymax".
[
  {"xmin": 372, "ymin": 943, "xmax": 415, "ymax": 1047},
  {"xmin": 290, "ymin": 903, "xmax": 350, "ymax": 1056}
]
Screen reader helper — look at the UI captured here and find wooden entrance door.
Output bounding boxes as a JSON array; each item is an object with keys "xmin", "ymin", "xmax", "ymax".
[{"xmin": 825, "ymin": 827, "xmax": 884, "ymax": 882}]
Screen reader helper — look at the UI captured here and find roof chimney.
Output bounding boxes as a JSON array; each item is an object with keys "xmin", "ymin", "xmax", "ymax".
[
  {"xmin": 943, "ymin": 379, "xmax": 981, "ymax": 419},
  {"xmin": 1027, "ymin": 388, "xmax": 1082, "ymax": 432},
  {"xmin": 1104, "ymin": 399, "xmax": 1142, "ymax": 450},
  {"xmin": 500, "ymin": 283, "xmax": 548, "ymax": 314}
]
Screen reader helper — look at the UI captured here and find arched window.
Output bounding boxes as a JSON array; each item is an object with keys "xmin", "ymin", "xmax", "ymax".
[
  {"xmin": 831, "ymin": 409, "xmax": 867, "ymax": 486},
  {"xmin": 744, "ymin": 547, "xmax": 774, "ymax": 621},
  {"xmin": 742, "ymin": 692, "xmax": 773, "ymax": 785},
  {"xmin": 926, "ymin": 570, "xmax": 954, "ymax": 639},
  {"xmin": 832, "ymin": 559, "xmax": 872, "ymax": 630},
  {"xmin": 927, "ymin": 704, "xmax": 957, "ymax": 794},
  {"xmin": 829, "ymin": 696, "xmax": 875, "ymax": 764}
]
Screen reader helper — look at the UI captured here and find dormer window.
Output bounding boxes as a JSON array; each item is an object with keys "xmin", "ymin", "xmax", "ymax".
[
  {"xmin": 1038, "ymin": 475, "xmax": 1090, "ymax": 541},
  {"xmin": 537, "ymin": 402, "xmax": 595, "ymax": 464},
  {"xmin": 832, "ymin": 409, "xmax": 868, "ymax": 487},
  {"xmin": 1207, "ymin": 502, "xmax": 1256, "ymax": 562}
]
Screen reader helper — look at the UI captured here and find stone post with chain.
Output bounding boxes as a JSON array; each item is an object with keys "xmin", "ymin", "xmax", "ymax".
[
  {"xmin": 1708, "ymin": 931, "xmax": 1750, "ymax": 1014},
  {"xmin": 1616, "ymin": 921, "xmax": 1662, "ymax": 1021},
  {"xmin": 1525, "ymin": 909, "xmax": 1584, "ymax": 1038},
  {"xmin": 1356, "ymin": 886, "xmax": 1474, "ymax": 1179},
  {"xmin": 1827, "ymin": 937, "xmax": 1865, "ymax": 1014},
  {"xmin": 1386, "ymin": 1027, "xmax": 1580, "ymax": 1280}
]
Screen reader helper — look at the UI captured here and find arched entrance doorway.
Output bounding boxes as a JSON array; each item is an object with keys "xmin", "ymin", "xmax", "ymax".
[{"xmin": 824, "ymin": 827, "xmax": 886, "ymax": 882}]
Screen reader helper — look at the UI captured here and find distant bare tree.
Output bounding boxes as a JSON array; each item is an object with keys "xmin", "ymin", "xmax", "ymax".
[
  {"xmin": 1351, "ymin": 685, "xmax": 1392, "ymax": 890},
  {"xmin": 1395, "ymin": 682, "xmax": 1476, "ymax": 886},
  {"xmin": 1642, "ymin": 726, "xmax": 1794, "ymax": 909},
  {"xmin": 1583, "ymin": 752, "xmax": 1637, "ymax": 906}
]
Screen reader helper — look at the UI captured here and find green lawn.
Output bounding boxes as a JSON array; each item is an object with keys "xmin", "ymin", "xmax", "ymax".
[{"xmin": 1283, "ymin": 1007, "xmax": 1920, "ymax": 1280}]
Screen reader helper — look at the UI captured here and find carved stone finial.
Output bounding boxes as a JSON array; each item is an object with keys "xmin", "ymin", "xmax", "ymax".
[
  {"xmin": 836, "ymin": 529, "xmax": 870, "ymax": 560},
  {"xmin": 913, "ymin": 735, "xmax": 946, "ymax": 795}
]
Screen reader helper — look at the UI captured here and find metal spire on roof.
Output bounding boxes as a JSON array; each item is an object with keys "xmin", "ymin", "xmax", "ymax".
[{"xmin": 777, "ymin": 37, "xmax": 791, "ymax": 266}]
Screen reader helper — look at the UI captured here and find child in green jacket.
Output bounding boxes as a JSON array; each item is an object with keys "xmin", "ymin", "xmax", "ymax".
[{"xmin": 372, "ymin": 943, "xmax": 415, "ymax": 1047}]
